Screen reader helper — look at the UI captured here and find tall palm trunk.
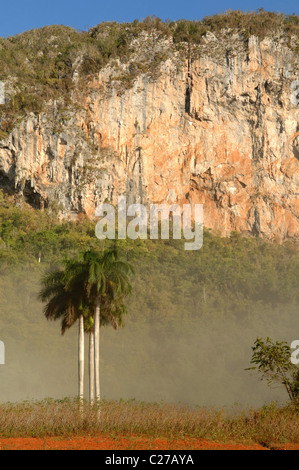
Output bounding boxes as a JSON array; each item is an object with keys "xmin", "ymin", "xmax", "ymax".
[
  {"xmin": 94, "ymin": 299, "xmax": 100, "ymax": 404},
  {"xmin": 78, "ymin": 314, "xmax": 85, "ymax": 406},
  {"xmin": 89, "ymin": 328, "xmax": 95, "ymax": 404}
]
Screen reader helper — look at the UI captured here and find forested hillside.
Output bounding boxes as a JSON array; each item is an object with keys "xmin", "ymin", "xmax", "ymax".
[{"xmin": 0, "ymin": 193, "xmax": 298, "ymax": 406}]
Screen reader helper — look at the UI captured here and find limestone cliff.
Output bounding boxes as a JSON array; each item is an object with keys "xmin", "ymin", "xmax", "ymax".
[{"xmin": 0, "ymin": 29, "xmax": 298, "ymax": 240}]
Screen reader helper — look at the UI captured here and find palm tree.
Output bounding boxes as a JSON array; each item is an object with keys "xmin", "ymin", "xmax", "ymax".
[
  {"xmin": 79, "ymin": 248, "xmax": 134, "ymax": 404},
  {"xmin": 89, "ymin": 325, "xmax": 95, "ymax": 404},
  {"xmin": 39, "ymin": 262, "xmax": 87, "ymax": 403},
  {"xmin": 39, "ymin": 248, "xmax": 133, "ymax": 406},
  {"xmin": 83, "ymin": 316, "xmax": 95, "ymax": 404}
]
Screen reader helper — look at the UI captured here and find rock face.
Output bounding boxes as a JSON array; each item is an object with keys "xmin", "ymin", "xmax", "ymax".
[{"xmin": 0, "ymin": 32, "xmax": 298, "ymax": 239}]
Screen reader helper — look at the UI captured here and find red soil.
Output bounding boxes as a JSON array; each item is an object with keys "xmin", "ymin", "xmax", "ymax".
[{"xmin": 0, "ymin": 435, "xmax": 297, "ymax": 450}]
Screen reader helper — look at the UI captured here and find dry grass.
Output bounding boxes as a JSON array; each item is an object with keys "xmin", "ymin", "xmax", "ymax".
[{"xmin": 0, "ymin": 398, "xmax": 298, "ymax": 446}]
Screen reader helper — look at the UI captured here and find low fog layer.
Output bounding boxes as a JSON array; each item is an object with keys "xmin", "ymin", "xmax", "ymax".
[{"xmin": 0, "ymin": 268, "xmax": 298, "ymax": 408}]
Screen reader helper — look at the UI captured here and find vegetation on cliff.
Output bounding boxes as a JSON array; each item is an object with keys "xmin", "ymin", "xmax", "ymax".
[{"xmin": 0, "ymin": 10, "xmax": 298, "ymax": 138}]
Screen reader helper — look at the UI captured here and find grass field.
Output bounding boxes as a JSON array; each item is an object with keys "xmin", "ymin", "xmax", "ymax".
[{"xmin": 0, "ymin": 398, "xmax": 298, "ymax": 450}]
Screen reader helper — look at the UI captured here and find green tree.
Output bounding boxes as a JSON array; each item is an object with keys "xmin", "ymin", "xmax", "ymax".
[
  {"xmin": 247, "ymin": 337, "xmax": 299, "ymax": 404},
  {"xmin": 78, "ymin": 248, "xmax": 134, "ymax": 404},
  {"xmin": 39, "ymin": 248, "xmax": 134, "ymax": 406},
  {"xmin": 38, "ymin": 265, "xmax": 87, "ymax": 403}
]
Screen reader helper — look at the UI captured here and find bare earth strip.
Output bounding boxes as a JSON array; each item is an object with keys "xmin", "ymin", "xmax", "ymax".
[{"xmin": 0, "ymin": 435, "xmax": 297, "ymax": 450}]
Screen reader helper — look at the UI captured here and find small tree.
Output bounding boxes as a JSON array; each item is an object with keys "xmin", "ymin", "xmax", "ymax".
[{"xmin": 247, "ymin": 337, "xmax": 299, "ymax": 404}]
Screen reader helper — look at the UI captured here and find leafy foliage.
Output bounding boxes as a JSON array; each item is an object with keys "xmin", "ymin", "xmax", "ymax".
[
  {"xmin": 247, "ymin": 337, "xmax": 299, "ymax": 404},
  {"xmin": 39, "ymin": 247, "xmax": 133, "ymax": 332}
]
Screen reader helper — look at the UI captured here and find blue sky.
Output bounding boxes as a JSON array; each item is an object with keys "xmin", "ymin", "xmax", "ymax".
[{"xmin": 0, "ymin": 0, "xmax": 298, "ymax": 38}]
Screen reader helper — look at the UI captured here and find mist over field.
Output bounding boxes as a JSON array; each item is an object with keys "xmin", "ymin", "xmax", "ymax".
[
  {"xmin": 0, "ymin": 11, "xmax": 299, "ymax": 415},
  {"xmin": 0, "ymin": 265, "xmax": 297, "ymax": 408}
]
